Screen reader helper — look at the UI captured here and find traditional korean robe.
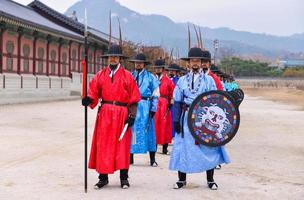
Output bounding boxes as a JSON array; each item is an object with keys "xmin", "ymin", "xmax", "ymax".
[
  {"xmin": 169, "ymin": 72, "xmax": 230, "ymax": 173},
  {"xmin": 171, "ymin": 76, "xmax": 180, "ymax": 138},
  {"xmin": 154, "ymin": 73, "xmax": 175, "ymax": 145},
  {"xmin": 131, "ymin": 69, "xmax": 159, "ymax": 154},
  {"xmin": 88, "ymin": 65, "xmax": 141, "ymax": 174},
  {"xmin": 208, "ymin": 71, "xmax": 224, "ymax": 91}
]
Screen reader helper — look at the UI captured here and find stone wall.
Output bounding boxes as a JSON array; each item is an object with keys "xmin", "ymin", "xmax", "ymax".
[
  {"xmin": 238, "ymin": 78, "xmax": 304, "ymax": 91},
  {"xmin": 0, "ymin": 72, "xmax": 97, "ymax": 99},
  {"xmin": 0, "ymin": 73, "xmax": 72, "ymax": 98}
]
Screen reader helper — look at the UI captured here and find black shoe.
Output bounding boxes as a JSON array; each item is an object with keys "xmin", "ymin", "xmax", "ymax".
[
  {"xmin": 207, "ymin": 181, "xmax": 218, "ymax": 190},
  {"xmin": 130, "ymin": 154, "xmax": 134, "ymax": 165},
  {"xmin": 121, "ymin": 179, "xmax": 130, "ymax": 189},
  {"xmin": 94, "ymin": 179, "xmax": 109, "ymax": 189},
  {"xmin": 173, "ymin": 181, "xmax": 186, "ymax": 189},
  {"xmin": 215, "ymin": 165, "xmax": 221, "ymax": 170},
  {"xmin": 150, "ymin": 161, "xmax": 158, "ymax": 167},
  {"xmin": 162, "ymin": 151, "xmax": 170, "ymax": 155}
]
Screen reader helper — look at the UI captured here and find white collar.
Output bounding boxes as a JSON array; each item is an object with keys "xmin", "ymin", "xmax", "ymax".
[
  {"xmin": 157, "ymin": 74, "xmax": 164, "ymax": 80},
  {"xmin": 109, "ymin": 64, "xmax": 121, "ymax": 77},
  {"xmin": 135, "ymin": 69, "xmax": 145, "ymax": 76}
]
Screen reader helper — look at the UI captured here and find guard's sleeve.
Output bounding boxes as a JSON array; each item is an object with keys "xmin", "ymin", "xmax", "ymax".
[
  {"xmin": 87, "ymin": 72, "xmax": 101, "ymax": 109},
  {"xmin": 150, "ymin": 74, "xmax": 160, "ymax": 112},
  {"xmin": 172, "ymin": 79, "xmax": 183, "ymax": 123},
  {"xmin": 127, "ymin": 73, "xmax": 141, "ymax": 105},
  {"xmin": 168, "ymin": 78, "xmax": 175, "ymax": 105},
  {"xmin": 209, "ymin": 76, "xmax": 217, "ymax": 91}
]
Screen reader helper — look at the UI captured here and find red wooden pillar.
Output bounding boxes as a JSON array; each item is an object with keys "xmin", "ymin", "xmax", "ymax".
[
  {"xmin": 33, "ymin": 32, "xmax": 38, "ymax": 75},
  {"xmin": 78, "ymin": 43, "xmax": 81, "ymax": 73},
  {"xmin": 69, "ymin": 41, "xmax": 72, "ymax": 78},
  {"xmin": 58, "ymin": 39, "xmax": 62, "ymax": 77},
  {"xmin": 46, "ymin": 35, "xmax": 51, "ymax": 76},
  {"xmin": 17, "ymin": 28, "xmax": 23, "ymax": 75},
  {"xmin": 0, "ymin": 28, "xmax": 3, "ymax": 74}
]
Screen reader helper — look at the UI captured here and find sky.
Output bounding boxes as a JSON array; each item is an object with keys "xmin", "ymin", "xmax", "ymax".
[{"xmin": 15, "ymin": 0, "xmax": 304, "ymax": 36}]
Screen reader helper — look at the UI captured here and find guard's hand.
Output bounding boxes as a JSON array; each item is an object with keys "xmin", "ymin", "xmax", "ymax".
[
  {"xmin": 82, "ymin": 96, "xmax": 92, "ymax": 107},
  {"xmin": 126, "ymin": 116, "xmax": 136, "ymax": 127},
  {"xmin": 149, "ymin": 111, "xmax": 156, "ymax": 118},
  {"xmin": 174, "ymin": 122, "xmax": 181, "ymax": 134}
]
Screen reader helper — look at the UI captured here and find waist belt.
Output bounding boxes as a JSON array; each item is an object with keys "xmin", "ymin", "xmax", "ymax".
[
  {"xmin": 160, "ymin": 95, "xmax": 169, "ymax": 99},
  {"xmin": 141, "ymin": 97, "xmax": 151, "ymax": 101},
  {"xmin": 101, "ymin": 101, "xmax": 128, "ymax": 107}
]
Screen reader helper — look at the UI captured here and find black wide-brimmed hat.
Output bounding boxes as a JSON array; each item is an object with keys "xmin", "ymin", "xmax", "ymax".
[
  {"xmin": 101, "ymin": 44, "xmax": 128, "ymax": 59},
  {"xmin": 201, "ymin": 50, "xmax": 212, "ymax": 61},
  {"xmin": 128, "ymin": 53, "xmax": 150, "ymax": 64},
  {"xmin": 210, "ymin": 64, "xmax": 220, "ymax": 73},
  {"xmin": 153, "ymin": 59, "xmax": 167, "ymax": 68},
  {"xmin": 166, "ymin": 63, "xmax": 181, "ymax": 71},
  {"xmin": 181, "ymin": 47, "xmax": 204, "ymax": 61}
]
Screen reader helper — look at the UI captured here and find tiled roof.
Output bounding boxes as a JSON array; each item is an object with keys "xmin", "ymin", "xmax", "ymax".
[
  {"xmin": 28, "ymin": 0, "xmax": 115, "ymax": 43},
  {"xmin": 0, "ymin": 0, "xmax": 83, "ymax": 40}
]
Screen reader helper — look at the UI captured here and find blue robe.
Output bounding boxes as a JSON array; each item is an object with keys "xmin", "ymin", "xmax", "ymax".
[
  {"xmin": 169, "ymin": 72, "xmax": 230, "ymax": 173},
  {"xmin": 171, "ymin": 76, "xmax": 180, "ymax": 137},
  {"xmin": 131, "ymin": 69, "xmax": 159, "ymax": 154}
]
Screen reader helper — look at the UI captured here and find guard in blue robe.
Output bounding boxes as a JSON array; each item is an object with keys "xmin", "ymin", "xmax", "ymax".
[
  {"xmin": 169, "ymin": 47, "xmax": 230, "ymax": 190},
  {"xmin": 129, "ymin": 53, "xmax": 160, "ymax": 167},
  {"xmin": 167, "ymin": 63, "xmax": 181, "ymax": 138}
]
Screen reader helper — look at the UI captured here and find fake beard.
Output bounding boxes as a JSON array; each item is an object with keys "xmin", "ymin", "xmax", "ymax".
[
  {"xmin": 192, "ymin": 65, "xmax": 200, "ymax": 73},
  {"xmin": 156, "ymin": 72, "xmax": 162, "ymax": 77},
  {"xmin": 202, "ymin": 67, "xmax": 208, "ymax": 74},
  {"xmin": 109, "ymin": 64, "xmax": 118, "ymax": 71},
  {"xmin": 136, "ymin": 68, "xmax": 143, "ymax": 73}
]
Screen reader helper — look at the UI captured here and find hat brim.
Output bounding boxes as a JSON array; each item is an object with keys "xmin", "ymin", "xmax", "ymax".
[
  {"xmin": 181, "ymin": 56, "xmax": 211, "ymax": 61},
  {"xmin": 153, "ymin": 65, "xmax": 167, "ymax": 68},
  {"xmin": 101, "ymin": 54, "xmax": 128, "ymax": 59},
  {"xmin": 166, "ymin": 67, "xmax": 180, "ymax": 71},
  {"xmin": 128, "ymin": 59, "xmax": 151, "ymax": 64}
]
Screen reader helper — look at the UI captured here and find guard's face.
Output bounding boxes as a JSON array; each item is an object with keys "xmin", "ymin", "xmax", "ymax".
[
  {"xmin": 189, "ymin": 59, "xmax": 202, "ymax": 72},
  {"xmin": 155, "ymin": 68, "xmax": 163, "ymax": 74},
  {"xmin": 134, "ymin": 62, "xmax": 145, "ymax": 70},
  {"xmin": 108, "ymin": 56, "xmax": 120, "ymax": 65},
  {"xmin": 169, "ymin": 70, "xmax": 177, "ymax": 77},
  {"xmin": 201, "ymin": 60, "xmax": 211, "ymax": 69}
]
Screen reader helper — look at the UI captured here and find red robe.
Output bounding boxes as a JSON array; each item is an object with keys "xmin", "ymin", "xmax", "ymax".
[
  {"xmin": 155, "ymin": 73, "xmax": 175, "ymax": 144},
  {"xmin": 208, "ymin": 71, "xmax": 224, "ymax": 90},
  {"xmin": 88, "ymin": 65, "xmax": 141, "ymax": 174}
]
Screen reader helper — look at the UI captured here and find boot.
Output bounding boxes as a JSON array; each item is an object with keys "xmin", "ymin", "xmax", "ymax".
[
  {"xmin": 149, "ymin": 151, "xmax": 158, "ymax": 167},
  {"xmin": 120, "ymin": 169, "xmax": 130, "ymax": 189},
  {"xmin": 206, "ymin": 169, "xmax": 218, "ymax": 190},
  {"xmin": 130, "ymin": 153, "xmax": 134, "ymax": 165},
  {"xmin": 94, "ymin": 174, "xmax": 109, "ymax": 189}
]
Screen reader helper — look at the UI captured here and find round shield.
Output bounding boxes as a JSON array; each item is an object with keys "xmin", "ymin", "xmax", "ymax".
[
  {"xmin": 228, "ymin": 89, "xmax": 244, "ymax": 107},
  {"xmin": 188, "ymin": 90, "xmax": 240, "ymax": 147}
]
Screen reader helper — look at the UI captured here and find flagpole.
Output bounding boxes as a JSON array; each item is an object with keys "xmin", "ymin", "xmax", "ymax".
[{"xmin": 83, "ymin": 8, "xmax": 88, "ymax": 193}]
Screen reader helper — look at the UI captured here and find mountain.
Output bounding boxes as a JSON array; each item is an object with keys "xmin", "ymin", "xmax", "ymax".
[{"xmin": 65, "ymin": 0, "xmax": 304, "ymax": 59}]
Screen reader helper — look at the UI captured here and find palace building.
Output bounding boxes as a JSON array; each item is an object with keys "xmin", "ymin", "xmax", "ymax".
[{"xmin": 0, "ymin": 0, "xmax": 112, "ymax": 99}]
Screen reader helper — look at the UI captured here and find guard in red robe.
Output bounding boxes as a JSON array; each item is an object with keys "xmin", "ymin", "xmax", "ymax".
[
  {"xmin": 153, "ymin": 59, "xmax": 175, "ymax": 154},
  {"xmin": 82, "ymin": 44, "xmax": 141, "ymax": 189}
]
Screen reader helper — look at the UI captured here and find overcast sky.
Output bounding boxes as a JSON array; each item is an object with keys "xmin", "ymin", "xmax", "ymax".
[{"xmin": 16, "ymin": 0, "xmax": 304, "ymax": 36}]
